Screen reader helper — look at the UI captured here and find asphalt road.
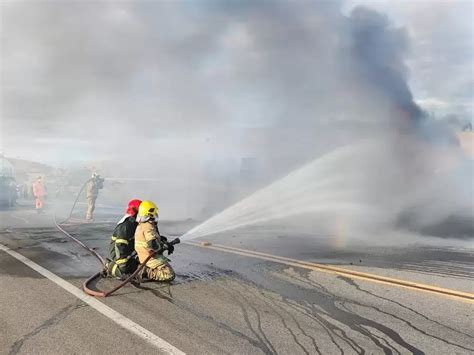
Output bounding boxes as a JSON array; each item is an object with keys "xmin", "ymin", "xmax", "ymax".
[{"xmin": 0, "ymin": 205, "xmax": 473, "ymax": 354}]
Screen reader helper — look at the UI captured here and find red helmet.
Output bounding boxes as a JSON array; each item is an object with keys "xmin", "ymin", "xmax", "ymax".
[{"xmin": 126, "ymin": 199, "xmax": 142, "ymax": 216}]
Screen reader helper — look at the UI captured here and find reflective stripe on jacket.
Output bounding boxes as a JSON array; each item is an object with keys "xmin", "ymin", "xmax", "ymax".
[
  {"xmin": 134, "ymin": 221, "xmax": 165, "ymax": 269},
  {"xmin": 109, "ymin": 215, "xmax": 138, "ymax": 273}
]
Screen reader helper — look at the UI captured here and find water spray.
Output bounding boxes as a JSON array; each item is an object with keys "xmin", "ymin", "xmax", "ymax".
[{"xmin": 182, "ymin": 143, "xmax": 373, "ymax": 240}]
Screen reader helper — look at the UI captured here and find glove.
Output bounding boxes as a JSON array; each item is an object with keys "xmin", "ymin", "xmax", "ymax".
[{"xmin": 166, "ymin": 242, "xmax": 174, "ymax": 255}]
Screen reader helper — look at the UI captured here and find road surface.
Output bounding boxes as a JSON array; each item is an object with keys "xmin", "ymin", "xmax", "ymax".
[{"xmin": 0, "ymin": 205, "xmax": 473, "ymax": 354}]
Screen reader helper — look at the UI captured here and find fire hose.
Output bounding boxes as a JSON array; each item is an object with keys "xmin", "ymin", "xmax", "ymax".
[
  {"xmin": 53, "ymin": 180, "xmax": 180, "ymax": 297},
  {"xmin": 83, "ymin": 238, "xmax": 180, "ymax": 297},
  {"xmin": 54, "ymin": 214, "xmax": 105, "ymax": 265},
  {"xmin": 61, "ymin": 179, "xmax": 90, "ymax": 224}
]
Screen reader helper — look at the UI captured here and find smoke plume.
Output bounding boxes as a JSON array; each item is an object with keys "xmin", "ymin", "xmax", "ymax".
[{"xmin": 1, "ymin": 1, "xmax": 471, "ymax": 240}]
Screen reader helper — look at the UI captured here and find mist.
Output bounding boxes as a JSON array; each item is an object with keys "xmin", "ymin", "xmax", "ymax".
[{"xmin": 1, "ymin": 1, "xmax": 472, "ymax": 242}]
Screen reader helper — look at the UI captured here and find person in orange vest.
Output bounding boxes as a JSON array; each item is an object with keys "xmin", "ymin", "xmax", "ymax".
[{"xmin": 32, "ymin": 176, "xmax": 47, "ymax": 213}]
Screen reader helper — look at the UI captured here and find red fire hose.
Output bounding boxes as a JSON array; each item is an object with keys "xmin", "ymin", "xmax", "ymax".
[
  {"xmin": 54, "ymin": 214, "xmax": 105, "ymax": 266},
  {"xmin": 53, "ymin": 178, "xmax": 138, "ymax": 297},
  {"xmin": 81, "ymin": 241, "xmax": 179, "ymax": 297},
  {"xmin": 53, "ymin": 177, "xmax": 181, "ymax": 298},
  {"xmin": 53, "ymin": 212, "xmax": 179, "ymax": 298},
  {"xmin": 81, "ymin": 252, "xmax": 156, "ymax": 297},
  {"xmin": 60, "ymin": 179, "xmax": 90, "ymax": 224}
]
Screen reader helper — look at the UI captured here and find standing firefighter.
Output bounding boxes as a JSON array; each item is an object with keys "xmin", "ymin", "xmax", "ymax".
[
  {"xmin": 32, "ymin": 176, "xmax": 47, "ymax": 213},
  {"xmin": 105, "ymin": 199, "xmax": 142, "ymax": 280},
  {"xmin": 135, "ymin": 200, "xmax": 175, "ymax": 282},
  {"xmin": 86, "ymin": 173, "xmax": 104, "ymax": 221}
]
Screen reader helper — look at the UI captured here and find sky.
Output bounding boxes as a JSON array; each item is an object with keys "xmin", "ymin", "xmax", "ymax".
[{"xmin": 0, "ymin": 0, "xmax": 472, "ymax": 164}]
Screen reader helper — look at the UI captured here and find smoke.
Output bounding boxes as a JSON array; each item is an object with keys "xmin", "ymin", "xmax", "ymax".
[
  {"xmin": 1, "ymin": 1, "xmax": 471, "ymax": 239},
  {"xmin": 2, "ymin": 1, "xmax": 424, "ymax": 148},
  {"xmin": 348, "ymin": 6, "xmax": 423, "ymax": 121}
]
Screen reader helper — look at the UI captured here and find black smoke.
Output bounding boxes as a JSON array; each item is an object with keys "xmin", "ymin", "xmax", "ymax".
[{"xmin": 348, "ymin": 6, "xmax": 424, "ymax": 123}]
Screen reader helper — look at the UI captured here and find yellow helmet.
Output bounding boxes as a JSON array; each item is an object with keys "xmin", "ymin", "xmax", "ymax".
[{"xmin": 138, "ymin": 200, "xmax": 158, "ymax": 218}]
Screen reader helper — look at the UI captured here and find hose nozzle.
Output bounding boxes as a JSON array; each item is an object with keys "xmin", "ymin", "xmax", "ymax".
[{"xmin": 169, "ymin": 237, "xmax": 181, "ymax": 246}]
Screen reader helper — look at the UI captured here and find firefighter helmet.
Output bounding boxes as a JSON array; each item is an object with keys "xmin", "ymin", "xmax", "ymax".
[
  {"xmin": 126, "ymin": 199, "xmax": 142, "ymax": 216},
  {"xmin": 138, "ymin": 200, "xmax": 158, "ymax": 218}
]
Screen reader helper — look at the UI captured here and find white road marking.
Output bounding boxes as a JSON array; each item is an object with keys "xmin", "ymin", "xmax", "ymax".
[{"xmin": 0, "ymin": 243, "xmax": 185, "ymax": 355}]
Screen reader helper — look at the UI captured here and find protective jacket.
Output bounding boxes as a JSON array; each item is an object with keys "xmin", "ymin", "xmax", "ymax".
[
  {"xmin": 86, "ymin": 178, "xmax": 103, "ymax": 198},
  {"xmin": 32, "ymin": 181, "xmax": 46, "ymax": 197},
  {"xmin": 108, "ymin": 215, "xmax": 139, "ymax": 277},
  {"xmin": 134, "ymin": 221, "xmax": 166, "ymax": 269}
]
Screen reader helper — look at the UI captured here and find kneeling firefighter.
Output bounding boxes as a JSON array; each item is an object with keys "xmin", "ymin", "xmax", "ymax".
[
  {"xmin": 106, "ymin": 199, "xmax": 142, "ymax": 279},
  {"xmin": 135, "ymin": 200, "xmax": 175, "ymax": 282}
]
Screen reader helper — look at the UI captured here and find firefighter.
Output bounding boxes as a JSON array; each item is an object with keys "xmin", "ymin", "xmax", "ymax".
[
  {"xmin": 32, "ymin": 176, "xmax": 47, "ymax": 213},
  {"xmin": 105, "ymin": 199, "xmax": 142, "ymax": 280},
  {"xmin": 86, "ymin": 173, "xmax": 104, "ymax": 221},
  {"xmin": 134, "ymin": 200, "xmax": 175, "ymax": 282}
]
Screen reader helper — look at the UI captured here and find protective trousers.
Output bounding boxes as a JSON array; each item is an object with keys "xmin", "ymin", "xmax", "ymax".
[
  {"xmin": 107, "ymin": 236, "xmax": 138, "ymax": 279},
  {"xmin": 35, "ymin": 197, "xmax": 43, "ymax": 210},
  {"xmin": 138, "ymin": 246, "xmax": 175, "ymax": 281},
  {"xmin": 86, "ymin": 196, "xmax": 96, "ymax": 220},
  {"xmin": 107, "ymin": 258, "xmax": 139, "ymax": 280},
  {"xmin": 145, "ymin": 258, "xmax": 175, "ymax": 281}
]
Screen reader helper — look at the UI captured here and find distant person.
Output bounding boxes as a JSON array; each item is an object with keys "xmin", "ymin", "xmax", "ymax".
[
  {"xmin": 134, "ymin": 200, "xmax": 175, "ymax": 282},
  {"xmin": 105, "ymin": 199, "xmax": 142, "ymax": 280},
  {"xmin": 19, "ymin": 183, "xmax": 28, "ymax": 199},
  {"xmin": 85, "ymin": 172, "xmax": 104, "ymax": 221},
  {"xmin": 32, "ymin": 176, "xmax": 47, "ymax": 213}
]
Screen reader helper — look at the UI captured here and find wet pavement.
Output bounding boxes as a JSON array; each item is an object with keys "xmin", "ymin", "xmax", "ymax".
[{"xmin": 0, "ymin": 206, "xmax": 473, "ymax": 354}]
